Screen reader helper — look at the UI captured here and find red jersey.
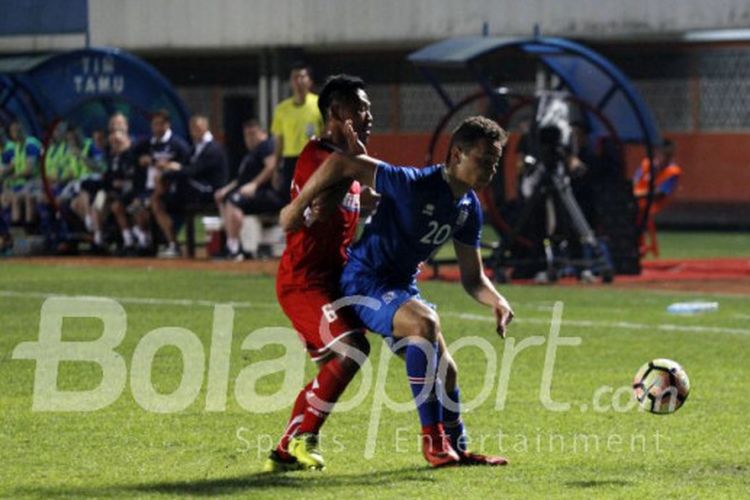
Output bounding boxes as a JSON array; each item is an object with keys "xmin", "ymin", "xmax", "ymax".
[{"xmin": 277, "ymin": 139, "xmax": 360, "ymax": 290}]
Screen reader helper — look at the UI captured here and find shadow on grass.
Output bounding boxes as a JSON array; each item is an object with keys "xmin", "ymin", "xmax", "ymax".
[
  {"xmin": 565, "ymin": 479, "xmax": 633, "ymax": 489},
  {"xmin": 12, "ymin": 466, "xmax": 436, "ymax": 497}
]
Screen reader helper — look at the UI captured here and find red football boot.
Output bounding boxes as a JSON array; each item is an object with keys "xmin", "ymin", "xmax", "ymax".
[{"xmin": 421, "ymin": 424, "xmax": 460, "ymax": 468}]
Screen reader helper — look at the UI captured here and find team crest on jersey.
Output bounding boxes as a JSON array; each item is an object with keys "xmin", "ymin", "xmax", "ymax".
[
  {"xmin": 381, "ymin": 291, "xmax": 397, "ymax": 304},
  {"xmin": 340, "ymin": 192, "xmax": 360, "ymax": 212},
  {"xmin": 456, "ymin": 200, "xmax": 471, "ymax": 227},
  {"xmin": 422, "ymin": 204, "xmax": 435, "ymax": 216}
]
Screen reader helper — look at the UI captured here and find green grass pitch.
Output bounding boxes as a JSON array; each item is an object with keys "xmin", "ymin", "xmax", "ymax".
[{"xmin": 1, "ymin": 243, "xmax": 749, "ymax": 497}]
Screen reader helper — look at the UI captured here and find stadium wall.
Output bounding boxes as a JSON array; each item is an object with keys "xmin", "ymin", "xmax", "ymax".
[
  {"xmin": 3, "ymin": 0, "xmax": 750, "ymax": 52},
  {"xmin": 367, "ymin": 132, "xmax": 750, "ymax": 228}
]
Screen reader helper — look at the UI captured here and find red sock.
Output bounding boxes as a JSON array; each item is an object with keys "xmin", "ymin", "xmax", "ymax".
[
  {"xmin": 275, "ymin": 381, "xmax": 312, "ymax": 459},
  {"xmin": 297, "ymin": 357, "xmax": 353, "ymax": 435}
]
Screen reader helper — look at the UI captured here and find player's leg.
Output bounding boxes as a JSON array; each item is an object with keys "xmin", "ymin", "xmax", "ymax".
[
  {"xmin": 130, "ymin": 198, "xmax": 152, "ymax": 253},
  {"xmin": 223, "ymin": 194, "xmax": 245, "ymax": 257},
  {"xmin": 268, "ymin": 287, "xmax": 368, "ymax": 472},
  {"xmin": 297, "ymin": 333, "xmax": 370, "ymax": 436},
  {"xmin": 10, "ymin": 188, "xmax": 23, "ymax": 224},
  {"xmin": 262, "ymin": 379, "xmax": 312, "ymax": 473},
  {"xmin": 391, "ymin": 300, "xmax": 459, "ymax": 467},
  {"xmin": 150, "ymin": 176, "xmax": 178, "ymax": 254},
  {"xmin": 24, "ymin": 186, "xmax": 38, "ymax": 226},
  {"xmin": 435, "ymin": 332, "xmax": 508, "ymax": 466},
  {"xmin": 340, "ymin": 267, "xmax": 460, "ymax": 467},
  {"xmin": 110, "ymin": 198, "xmax": 134, "ymax": 250},
  {"xmin": 289, "ymin": 331, "xmax": 370, "ymax": 467}
]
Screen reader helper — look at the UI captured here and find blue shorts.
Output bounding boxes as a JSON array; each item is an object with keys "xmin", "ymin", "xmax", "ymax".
[{"xmin": 340, "ymin": 265, "xmax": 424, "ymax": 337}]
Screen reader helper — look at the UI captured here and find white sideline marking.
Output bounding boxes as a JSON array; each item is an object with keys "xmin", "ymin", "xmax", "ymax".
[
  {"xmin": 443, "ymin": 312, "xmax": 750, "ymax": 337},
  {"xmin": 1, "ymin": 289, "xmax": 747, "ymax": 336},
  {"xmin": 0, "ymin": 290, "xmax": 274, "ymax": 309}
]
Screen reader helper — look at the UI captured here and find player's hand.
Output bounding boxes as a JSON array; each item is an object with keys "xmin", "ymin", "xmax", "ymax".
[
  {"xmin": 343, "ymin": 119, "xmax": 367, "ymax": 156},
  {"xmin": 239, "ymin": 182, "xmax": 257, "ymax": 198},
  {"xmin": 360, "ymin": 186, "xmax": 381, "ymax": 215},
  {"xmin": 493, "ymin": 296, "xmax": 514, "ymax": 339},
  {"xmin": 280, "ymin": 200, "xmax": 305, "ymax": 232},
  {"xmin": 138, "ymin": 154, "xmax": 151, "ymax": 167},
  {"xmin": 309, "ymin": 196, "xmax": 325, "ymax": 222}
]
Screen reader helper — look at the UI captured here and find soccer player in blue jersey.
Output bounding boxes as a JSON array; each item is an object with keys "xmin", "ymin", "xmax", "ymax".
[{"xmin": 281, "ymin": 116, "xmax": 514, "ymax": 467}]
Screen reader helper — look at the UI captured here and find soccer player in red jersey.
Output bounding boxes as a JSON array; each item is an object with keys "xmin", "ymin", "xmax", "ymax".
[{"xmin": 264, "ymin": 75, "xmax": 374, "ymax": 472}]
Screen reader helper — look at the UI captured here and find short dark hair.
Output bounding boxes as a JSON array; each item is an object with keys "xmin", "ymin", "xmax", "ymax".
[
  {"xmin": 242, "ymin": 118, "xmax": 261, "ymax": 129},
  {"xmin": 151, "ymin": 108, "xmax": 171, "ymax": 123},
  {"xmin": 318, "ymin": 74, "xmax": 366, "ymax": 119},
  {"xmin": 289, "ymin": 60, "xmax": 311, "ymax": 75},
  {"xmin": 448, "ymin": 116, "xmax": 508, "ymax": 158}
]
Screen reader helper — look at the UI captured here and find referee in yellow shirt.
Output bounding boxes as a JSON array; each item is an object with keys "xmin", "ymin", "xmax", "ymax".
[{"xmin": 271, "ymin": 62, "xmax": 324, "ymax": 202}]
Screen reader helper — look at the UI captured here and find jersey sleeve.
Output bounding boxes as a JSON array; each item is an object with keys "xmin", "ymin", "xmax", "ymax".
[
  {"xmin": 453, "ymin": 192, "xmax": 483, "ymax": 248},
  {"xmin": 258, "ymin": 136, "xmax": 275, "ymax": 160},
  {"xmin": 374, "ymin": 162, "xmax": 415, "ymax": 199}
]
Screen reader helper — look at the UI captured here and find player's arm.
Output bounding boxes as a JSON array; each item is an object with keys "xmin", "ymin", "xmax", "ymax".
[
  {"xmin": 280, "ymin": 152, "xmax": 377, "ymax": 231},
  {"xmin": 454, "ymin": 240, "xmax": 514, "ymax": 338},
  {"xmin": 242, "ymin": 150, "xmax": 277, "ymax": 197}
]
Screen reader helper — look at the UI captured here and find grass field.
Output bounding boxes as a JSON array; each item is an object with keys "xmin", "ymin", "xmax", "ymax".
[{"xmin": 1, "ymin": 235, "xmax": 749, "ymax": 498}]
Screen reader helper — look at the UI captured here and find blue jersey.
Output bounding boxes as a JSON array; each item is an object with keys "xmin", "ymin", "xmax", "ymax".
[{"xmin": 346, "ymin": 162, "xmax": 482, "ymax": 286}]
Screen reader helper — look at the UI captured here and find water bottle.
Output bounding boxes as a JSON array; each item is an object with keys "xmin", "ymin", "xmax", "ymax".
[{"xmin": 666, "ymin": 302, "xmax": 719, "ymax": 314}]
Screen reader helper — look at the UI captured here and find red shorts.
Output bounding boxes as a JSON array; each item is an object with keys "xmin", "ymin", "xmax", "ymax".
[{"xmin": 277, "ymin": 285, "xmax": 364, "ymax": 361}]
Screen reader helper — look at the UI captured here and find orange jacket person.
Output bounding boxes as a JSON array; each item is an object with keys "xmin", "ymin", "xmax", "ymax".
[{"xmin": 634, "ymin": 139, "xmax": 682, "ymax": 216}]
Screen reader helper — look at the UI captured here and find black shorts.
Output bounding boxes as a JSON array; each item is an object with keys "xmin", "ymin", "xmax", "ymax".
[
  {"xmin": 163, "ymin": 175, "xmax": 215, "ymax": 210},
  {"xmin": 227, "ymin": 186, "xmax": 285, "ymax": 215}
]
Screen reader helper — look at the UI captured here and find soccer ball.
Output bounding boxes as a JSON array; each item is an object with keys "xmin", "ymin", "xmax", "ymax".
[{"xmin": 632, "ymin": 358, "xmax": 690, "ymax": 414}]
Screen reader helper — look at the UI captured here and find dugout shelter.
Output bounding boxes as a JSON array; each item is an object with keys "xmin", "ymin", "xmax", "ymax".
[
  {"xmin": 0, "ymin": 46, "xmax": 190, "ymax": 141},
  {"xmin": 409, "ymin": 35, "xmax": 663, "ymax": 278}
]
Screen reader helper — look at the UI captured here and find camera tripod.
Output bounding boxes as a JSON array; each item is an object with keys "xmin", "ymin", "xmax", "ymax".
[{"xmin": 489, "ymin": 155, "xmax": 614, "ymax": 283}]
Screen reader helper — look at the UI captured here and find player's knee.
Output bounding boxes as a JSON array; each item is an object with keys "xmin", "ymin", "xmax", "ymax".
[
  {"xmin": 413, "ymin": 314, "xmax": 440, "ymax": 343},
  {"xmin": 337, "ymin": 332, "xmax": 370, "ymax": 373}
]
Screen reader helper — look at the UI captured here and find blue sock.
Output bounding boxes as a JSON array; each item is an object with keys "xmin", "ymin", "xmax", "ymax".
[
  {"xmin": 405, "ymin": 341, "xmax": 440, "ymax": 427},
  {"xmin": 442, "ymin": 388, "xmax": 467, "ymax": 452}
]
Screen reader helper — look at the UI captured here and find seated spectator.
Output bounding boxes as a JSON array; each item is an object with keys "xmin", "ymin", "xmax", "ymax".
[
  {"xmin": 108, "ymin": 111, "xmax": 129, "ymax": 135},
  {"xmin": 94, "ymin": 128, "xmax": 149, "ymax": 255},
  {"xmin": 0, "ymin": 125, "xmax": 9, "ymax": 252},
  {"xmin": 151, "ymin": 113, "xmax": 227, "ymax": 258},
  {"xmin": 214, "ymin": 119, "xmax": 275, "ymax": 259},
  {"xmin": 132, "ymin": 109, "xmax": 190, "ymax": 256},
  {"xmin": 101, "ymin": 112, "xmax": 151, "ymax": 253},
  {"xmin": 633, "ymin": 139, "xmax": 682, "ymax": 218},
  {"xmin": 0, "ymin": 121, "xmax": 43, "ymax": 231},
  {"xmin": 56, "ymin": 127, "xmax": 106, "ymax": 249}
]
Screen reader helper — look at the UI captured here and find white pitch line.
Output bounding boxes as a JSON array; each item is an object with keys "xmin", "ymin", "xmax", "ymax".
[
  {"xmin": 0, "ymin": 290, "xmax": 275, "ymax": 309},
  {"xmin": 442, "ymin": 311, "xmax": 750, "ymax": 336},
  {"xmin": 1, "ymin": 289, "xmax": 747, "ymax": 336}
]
